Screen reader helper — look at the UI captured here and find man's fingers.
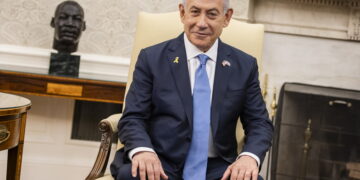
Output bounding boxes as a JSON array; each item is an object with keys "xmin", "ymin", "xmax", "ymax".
[
  {"xmin": 244, "ymin": 171, "xmax": 252, "ymax": 180},
  {"xmin": 146, "ymin": 162, "xmax": 155, "ymax": 180},
  {"xmin": 221, "ymin": 167, "xmax": 231, "ymax": 180},
  {"xmin": 252, "ymin": 169, "xmax": 259, "ymax": 180},
  {"xmin": 153, "ymin": 162, "xmax": 161, "ymax": 180},
  {"xmin": 159, "ymin": 165, "xmax": 169, "ymax": 180},
  {"xmin": 139, "ymin": 161, "xmax": 146, "ymax": 180},
  {"xmin": 237, "ymin": 170, "xmax": 245, "ymax": 180},
  {"xmin": 131, "ymin": 160, "xmax": 139, "ymax": 177},
  {"xmin": 130, "ymin": 152, "xmax": 170, "ymax": 180},
  {"xmin": 230, "ymin": 168, "xmax": 240, "ymax": 180}
]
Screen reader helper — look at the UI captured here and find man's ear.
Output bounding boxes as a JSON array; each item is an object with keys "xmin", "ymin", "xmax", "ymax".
[
  {"xmin": 50, "ymin": 17, "xmax": 55, "ymax": 28},
  {"xmin": 223, "ymin": 8, "xmax": 233, "ymax": 27},
  {"xmin": 82, "ymin": 21, "xmax": 86, "ymax": 31},
  {"xmin": 179, "ymin": 3, "xmax": 185, "ymax": 23}
]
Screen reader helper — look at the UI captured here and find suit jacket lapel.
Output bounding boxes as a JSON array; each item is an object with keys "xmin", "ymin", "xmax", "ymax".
[
  {"xmin": 211, "ymin": 40, "xmax": 232, "ymax": 134},
  {"xmin": 168, "ymin": 34, "xmax": 193, "ymax": 129}
]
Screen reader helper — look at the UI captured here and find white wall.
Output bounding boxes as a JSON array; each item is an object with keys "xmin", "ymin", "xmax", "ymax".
[
  {"xmin": 0, "ymin": 0, "xmax": 180, "ymax": 57},
  {"xmin": 262, "ymin": 32, "xmax": 360, "ymax": 93}
]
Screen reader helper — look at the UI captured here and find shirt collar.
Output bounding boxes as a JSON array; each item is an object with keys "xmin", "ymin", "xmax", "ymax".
[{"xmin": 184, "ymin": 33, "xmax": 218, "ymax": 62}]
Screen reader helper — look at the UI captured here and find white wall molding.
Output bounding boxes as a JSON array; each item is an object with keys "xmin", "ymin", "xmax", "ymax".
[
  {"xmin": 231, "ymin": 0, "xmax": 255, "ymax": 22},
  {"xmin": 254, "ymin": 0, "xmax": 360, "ymax": 41},
  {"xmin": 348, "ymin": 7, "xmax": 360, "ymax": 40},
  {"xmin": 290, "ymin": 0, "xmax": 360, "ymax": 7},
  {"xmin": 0, "ymin": 44, "xmax": 130, "ymax": 82}
]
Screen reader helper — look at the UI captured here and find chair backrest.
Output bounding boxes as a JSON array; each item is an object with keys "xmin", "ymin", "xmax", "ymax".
[
  {"xmin": 125, "ymin": 11, "xmax": 264, "ymax": 98},
  {"xmin": 119, "ymin": 11, "xmax": 265, "ymax": 152}
]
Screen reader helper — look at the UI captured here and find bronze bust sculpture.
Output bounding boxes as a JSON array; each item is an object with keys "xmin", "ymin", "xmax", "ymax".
[
  {"xmin": 51, "ymin": 0, "xmax": 86, "ymax": 53},
  {"xmin": 49, "ymin": 1, "xmax": 86, "ymax": 77}
]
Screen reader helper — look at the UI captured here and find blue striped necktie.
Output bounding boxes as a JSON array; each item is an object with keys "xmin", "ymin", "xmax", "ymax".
[{"xmin": 183, "ymin": 54, "xmax": 211, "ymax": 180}]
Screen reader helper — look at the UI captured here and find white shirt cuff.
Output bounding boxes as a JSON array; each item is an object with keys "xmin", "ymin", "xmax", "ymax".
[
  {"xmin": 128, "ymin": 147, "xmax": 156, "ymax": 160},
  {"xmin": 238, "ymin": 152, "xmax": 260, "ymax": 167}
]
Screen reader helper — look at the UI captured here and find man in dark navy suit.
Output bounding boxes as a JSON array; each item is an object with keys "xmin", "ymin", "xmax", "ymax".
[{"xmin": 111, "ymin": 0, "xmax": 273, "ymax": 179}]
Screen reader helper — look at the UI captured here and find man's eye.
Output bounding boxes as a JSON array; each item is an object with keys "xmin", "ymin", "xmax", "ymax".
[
  {"xmin": 59, "ymin": 14, "xmax": 67, "ymax": 19},
  {"xmin": 208, "ymin": 12, "xmax": 218, "ymax": 18},
  {"xmin": 191, "ymin": 10, "xmax": 200, "ymax": 14},
  {"xmin": 74, "ymin": 16, "xmax": 82, "ymax": 20}
]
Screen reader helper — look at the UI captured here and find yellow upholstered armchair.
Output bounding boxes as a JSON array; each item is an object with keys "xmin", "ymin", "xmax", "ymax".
[{"xmin": 86, "ymin": 11, "xmax": 265, "ymax": 180}]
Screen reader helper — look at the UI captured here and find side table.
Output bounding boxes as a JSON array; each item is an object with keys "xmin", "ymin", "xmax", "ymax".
[{"xmin": 0, "ymin": 92, "xmax": 31, "ymax": 180}]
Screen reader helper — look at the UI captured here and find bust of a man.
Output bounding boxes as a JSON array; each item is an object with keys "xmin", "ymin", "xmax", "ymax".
[{"xmin": 50, "ymin": 1, "xmax": 86, "ymax": 53}]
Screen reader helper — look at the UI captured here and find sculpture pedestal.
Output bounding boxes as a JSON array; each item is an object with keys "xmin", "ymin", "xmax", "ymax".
[{"xmin": 49, "ymin": 52, "xmax": 80, "ymax": 77}]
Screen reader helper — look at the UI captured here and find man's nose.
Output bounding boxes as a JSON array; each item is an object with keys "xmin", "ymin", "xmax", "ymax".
[
  {"xmin": 196, "ymin": 14, "xmax": 208, "ymax": 28},
  {"xmin": 65, "ymin": 17, "xmax": 74, "ymax": 26}
]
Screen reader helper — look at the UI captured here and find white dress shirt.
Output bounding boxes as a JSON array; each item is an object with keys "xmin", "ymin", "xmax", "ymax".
[{"xmin": 128, "ymin": 34, "xmax": 260, "ymax": 166}]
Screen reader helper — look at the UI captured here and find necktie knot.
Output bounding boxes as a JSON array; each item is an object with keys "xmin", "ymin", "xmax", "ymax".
[{"xmin": 198, "ymin": 54, "xmax": 209, "ymax": 65}]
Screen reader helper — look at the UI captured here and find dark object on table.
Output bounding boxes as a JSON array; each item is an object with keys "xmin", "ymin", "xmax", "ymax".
[
  {"xmin": 50, "ymin": 0, "xmax": 86, "ymax": 53},
  {"xmin": 49, "ymin": 52, "xmax": 80, "ymax": 77}
]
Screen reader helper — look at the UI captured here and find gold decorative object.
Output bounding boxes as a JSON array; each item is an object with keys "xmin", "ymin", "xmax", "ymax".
[
  {"xmin": 262, "ymin": 74, "xmax": 268, "ymax": 101},
  {"xmin": 304, "ymin": 119, "xmax": 312, "ymax": 155},
  {"xmin": 329, "ymin": 100, "xmax": 352, "ymax": 108},
  {"xmin": 0, "ymin": 125, "xmax": 10, "ymax": 144},
  {"xmin": 270, "ymin": 88, "xmax": 277, "ymax": 121},
  {"xmin": 46, "ymin": 82, "xmax": 83, "ymax": 96},
  {"xmin": 299, "ymin": 119, "xmax": 312, "ymax": 180},
  {"xmin": 172, "ymin": 57, "xmax": 179, "ymax": 63}
]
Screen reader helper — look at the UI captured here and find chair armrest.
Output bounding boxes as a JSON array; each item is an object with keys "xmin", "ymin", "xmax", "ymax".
[{"xmin": 86, "ymin": 113, "xmax": 122, "ymax": 180}]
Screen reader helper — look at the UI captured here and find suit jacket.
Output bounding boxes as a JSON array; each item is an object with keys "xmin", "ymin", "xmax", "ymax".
[{"xmin": 117, "ymin": 33, "xmax": 273, "ymax": 170}]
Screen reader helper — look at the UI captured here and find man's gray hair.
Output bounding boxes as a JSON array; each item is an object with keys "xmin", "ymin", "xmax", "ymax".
[{"xmin": 181, "ymin": 0, "xmax": 230, "ymax": 12}]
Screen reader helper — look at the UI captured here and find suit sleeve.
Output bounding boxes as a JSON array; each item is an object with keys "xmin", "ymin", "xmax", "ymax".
[
  {"xmin": 118, "ymin": 49, "xmax": 154, "ymax": 156},
  {"xmin": 240, "ymin": 58, "xmax": 274, "ymax": 165}
]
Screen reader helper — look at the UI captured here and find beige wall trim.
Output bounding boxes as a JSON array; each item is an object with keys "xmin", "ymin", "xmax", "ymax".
[
  {"xmin": 348, "ymin": 8, "xmax": 360, "ymax": 40},
  {"xmin": 254, "ymin": 0, "xmax": 360, "ymax": 41},
  {"xmin": 290, "ymin": 0, "xmax": 360, "ymax": 7},
  {"xmin": 0, "ymin": 44, "xmax": 130, "ymax": 82}
]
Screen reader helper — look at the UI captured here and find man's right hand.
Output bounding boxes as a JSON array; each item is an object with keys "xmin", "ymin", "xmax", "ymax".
[{"xmin": 132, "ymin": 151, "xmax": 169, "ymax": 180}]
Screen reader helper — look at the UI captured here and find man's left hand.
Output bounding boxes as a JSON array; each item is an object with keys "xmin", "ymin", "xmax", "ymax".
[{"xmin": 221, "ymin": 155, "xmax": 259, "ymax": 180}]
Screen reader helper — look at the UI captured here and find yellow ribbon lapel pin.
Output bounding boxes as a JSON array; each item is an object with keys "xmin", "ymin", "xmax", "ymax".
[{"xmin": 173, "ymin": 57, "xmax": 179, "ymax": 64}]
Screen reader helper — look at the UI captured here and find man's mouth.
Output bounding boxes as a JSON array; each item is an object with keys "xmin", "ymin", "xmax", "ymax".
[
  {"xmin": 60, "ymin": 27, "xmax": 79, "ymax": 37},
  {"xmin": 62, "ymin": 32, "xmax": 77, "ymax": 38},
  {"xmin": 194, "ymin": 32, "xmax": 210, "ymax": 38}
]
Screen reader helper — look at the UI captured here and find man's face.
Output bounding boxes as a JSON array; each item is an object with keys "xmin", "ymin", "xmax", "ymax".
[
  {"xmin": 179, "ymin": 0, "xmax": 233, "ymax": 52},
  {"xmin": 53, "ymin": 4, "xmax": 85, "ymax": 45}
]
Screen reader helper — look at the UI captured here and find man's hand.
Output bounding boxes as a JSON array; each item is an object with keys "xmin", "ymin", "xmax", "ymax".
[
  {"xmin": 132, "ymin": 151, "xmax": 168, "ymax": 180},
  {"xmin": 221, "ymin": 155, "xmax": 259, "ymax": 180}
]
